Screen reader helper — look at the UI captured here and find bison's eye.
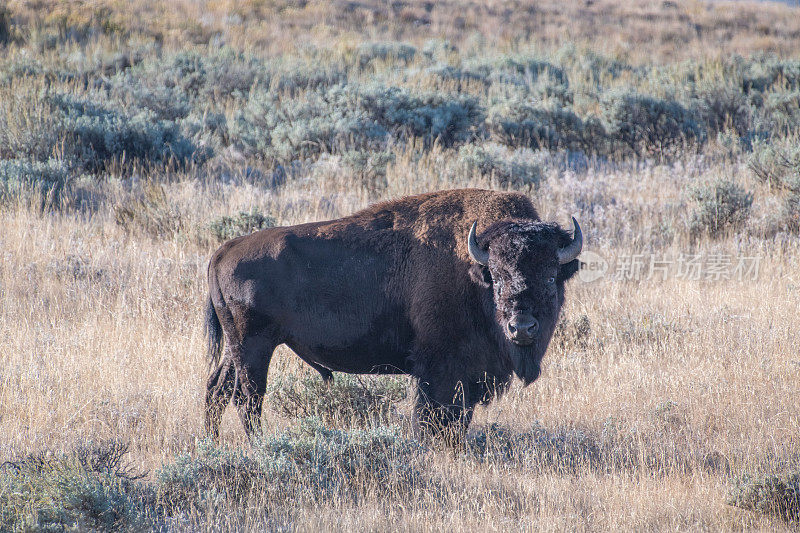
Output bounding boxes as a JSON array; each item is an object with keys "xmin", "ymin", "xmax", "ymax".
[{"xmin": 547, "ymin": 276, "xmax": 555, "ymax": 284}]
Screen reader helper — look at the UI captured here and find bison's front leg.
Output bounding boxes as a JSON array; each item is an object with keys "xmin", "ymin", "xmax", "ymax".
[{"xmin": 413, "ymin": 375, "xmax": 475, "ymax": 446}]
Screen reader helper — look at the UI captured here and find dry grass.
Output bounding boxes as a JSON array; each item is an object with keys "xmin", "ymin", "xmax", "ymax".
[
  {"xmin": 5, "ymin": 0, "xmax": 800, "ymax": 61},
  {"xmin": 1, "ymin": 156, "xmax": 799, "ymax": 530},
  {"xmin": 1, "ymin": 0, "xmax": 800, "ymax": 530}
]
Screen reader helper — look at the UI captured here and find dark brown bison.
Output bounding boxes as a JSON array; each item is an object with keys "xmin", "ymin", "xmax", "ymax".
[{"xmin": 204, "ymin": 188, "xmax": 582, "ymax": 440}]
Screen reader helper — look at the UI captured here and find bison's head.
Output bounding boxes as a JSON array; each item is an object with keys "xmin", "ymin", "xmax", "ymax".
[{"xmin": 467, "ymin": 218, "xmax": 582, "ymax": 385}]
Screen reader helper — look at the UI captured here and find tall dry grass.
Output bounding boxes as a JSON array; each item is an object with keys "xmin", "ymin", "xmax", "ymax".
[{"xmin": 1, "ymin": 154, "xmax": 798, "ymax": 529}]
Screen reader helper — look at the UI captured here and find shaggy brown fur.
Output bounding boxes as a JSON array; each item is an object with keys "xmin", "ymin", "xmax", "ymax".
[{"xmin": 204, "ymin": 188, "xmax": 580, "ymax": 441}]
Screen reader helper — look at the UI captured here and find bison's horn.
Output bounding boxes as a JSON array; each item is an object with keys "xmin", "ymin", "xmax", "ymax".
[
  {"xmin": 557, "ymin": 217, "xmax": 583, "ymax": 265},
  {"xmin": 467, "ymin": 221, "xmax": 489, "ymax": 265}
]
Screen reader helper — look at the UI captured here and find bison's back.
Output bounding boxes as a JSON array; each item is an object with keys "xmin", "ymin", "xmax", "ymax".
[{"xmin": 316, "ymin": 188, "xmax": 539, "ymax": 261}]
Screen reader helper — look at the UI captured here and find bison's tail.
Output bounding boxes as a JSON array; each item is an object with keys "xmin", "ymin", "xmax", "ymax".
[
  {"xmin": 205, "ymin": 296, "xmax": 224, "ymax": 368},
  {"xmin": 205, "ymin": 257, "xmax": 226, "ymax": 368}
]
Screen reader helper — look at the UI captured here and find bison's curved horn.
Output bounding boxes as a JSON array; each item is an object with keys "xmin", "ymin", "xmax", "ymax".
[
  {"xmin": 467, "ymin": 221, "xmax": 489, "ymax": 265},
  {"xmin": 557, "ymin": 217, "xmax": 583, "ymax": 265}
]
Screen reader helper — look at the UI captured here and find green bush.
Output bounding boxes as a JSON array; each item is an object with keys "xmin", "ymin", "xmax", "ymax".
[
  {"xmin": 0, "ymin": 441, "xmax": 149, "ymax": 532},
  {"xmin": 124, "ymin": 49, "xmax": 347, "ymax": 103},
  {"xmin": 206, "ymin": 210, "xmax": 276, "ymax": 242},
  {"xmin": 421, "ymin": 39, "xmax": 457, "ymax": 60},
  {"xmin": 467, "ymin": 423, "xmax": 598, "ymax": 472},
  {"xmin": 748, "ymin": 141, "xmax": 800, "ymax": 192},
  {"xmin": 737, "ymin": 56, "xmax": 800, "ymax": 94},
  {"xmin": 555, "ymin": 45, "xmax": 637, "ymax": 86},
  {"xmin": 156, "ymin": 419, "xmax": 426, "ymax": 512},
  {"xmin": 265, "ymin": 56, "xmax": 348, "ymax": 95},
  {"xmin": 355, "ymin": 84, "xmax": 482, "ymax": 146},
  {"xmin": 126, "ymin": 49, "xmax": 264, "ymax": 101},
  {"xmin": 688, "ymin": 179, "xmax": 753, "ymax": 238},
  {"xmin": 458, "ymin": 143, "xmax": 544, "ymax": 187},
  {"xmin": 781, "ymin": 193, "xmax": 800, "ymax": 233},
  {"xmin": 48, "ymin": 93, "xmax": 199, "ymax": 171},
  {"xmin": 763, "ymin": 91, "xmax": 800, "ymax": 136},
  {"xmin": 0, "ymin": 7, "xmax": 12, "ymax": 45},
  {"xmin": 601, "ymin": 90, "xmax": 704, "ymax": 157},
  {"xmin": 268, "ymin": 373, "xmax": 407, "ymax": 427},
  {"xmin": 155, "ymin": 439, "xmax": 263, "ymax": 513},
  {"xmin": 529, "ymin": 72, "xmax": 574, "ymax": 104},
  {"xmin": 487, "ymin": 99, "xmax": 591, "ymax": 152},
  {"xmin": 470, "ymin": 417, "xmax": 722, "ymax": 476},
  {"xmin": 233, "ymin": 84, "xmax": 482, "ymax": 161},
  {"xmin": 232, "ymin": 87, "xmax": 385, "ymax": 161},
  {"xmin": 0, "ymin": 58, "xmax": 45, "ymax": 85},
  {"xmin": 691, "ymin": 86, "xmax": 751, "ymax": 137},
  {"xmin": 0, "ymin": 158, "xmax": 70, "ymax": 201},
  {"xmin": 111, "ymin": 80, "xmax": 192, "ymax": 121},
  {"xmin": 424, "ymin": 64, "xmax": 489, "ymax": 88},
  {"xmin": 356, "ymin": 42, "xmax": 417, "ymax": 66},
  {"xmin": 464, "ymin": 54, "xmax": 567, "ymax": 87},
  {"xmin": 728, "ymin": 470, "xmax": 800, "ymax": 522},
  {"xmin": 254, "ymin": 419, "xmax": 425, "ymax": 494}
]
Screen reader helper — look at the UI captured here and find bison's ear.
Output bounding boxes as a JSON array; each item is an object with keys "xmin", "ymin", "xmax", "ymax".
[
  {"xmin": 469, "ymin": 263, "xmax": 492, "ymax": 288},
  {"xmin": 558, "ymin": 259, "xmax": 581, "ymax": 283}
]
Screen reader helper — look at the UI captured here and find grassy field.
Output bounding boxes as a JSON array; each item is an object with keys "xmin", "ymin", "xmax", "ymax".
[{"xmin": 1, "ymin": 0, "xmax": 799, "ymax": 530}]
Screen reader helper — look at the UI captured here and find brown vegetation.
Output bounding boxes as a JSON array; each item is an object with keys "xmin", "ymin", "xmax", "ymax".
[{"xmin": 1, "ymin": 0, "xmax": 799, "ymax": 530}]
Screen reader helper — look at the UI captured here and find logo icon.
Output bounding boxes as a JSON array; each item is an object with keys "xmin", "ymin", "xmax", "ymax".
[{"xmin": 578, "ymin": 250, "xmax": 607, "ymax": 282}]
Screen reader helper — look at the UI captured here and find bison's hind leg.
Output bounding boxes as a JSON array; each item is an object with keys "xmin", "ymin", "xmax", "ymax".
[
  {"xmin": 205, "ymin": 356, "xmax": 236, "ymax": 440},
  {"xmin": 230, "ymin": 335, "xmax": 278, "ymax": 439}
]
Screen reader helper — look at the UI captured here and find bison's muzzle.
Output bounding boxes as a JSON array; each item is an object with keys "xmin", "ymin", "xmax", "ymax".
[{"xmin": 506, "ymin": 314, "xmax": 539, "ymax": 345}]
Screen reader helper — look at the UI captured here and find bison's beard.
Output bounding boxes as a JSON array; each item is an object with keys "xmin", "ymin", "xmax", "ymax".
[{"xmin": 508, "ymin": 343, "xmax": 542, "ymax": 386}]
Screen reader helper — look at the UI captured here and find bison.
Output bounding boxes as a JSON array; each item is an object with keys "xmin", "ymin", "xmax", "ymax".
[{"xmin": 204, "ymin": 188, "xmax": 582, "ymax": 441}]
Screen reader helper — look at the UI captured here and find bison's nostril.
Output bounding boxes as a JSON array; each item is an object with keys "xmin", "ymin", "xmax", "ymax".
[{"xmin": 508, "ymin": 316, "xmax": 537, "ymax": 341}]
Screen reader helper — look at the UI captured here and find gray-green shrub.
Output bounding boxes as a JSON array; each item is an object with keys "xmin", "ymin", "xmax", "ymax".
[
  {"xmin": 487, "ymin": 99, "xmax": 590, "ymax": 152},
  {"xmin": 0, "ymin": 441, "xmax": 149, "ymax": 532},
  {"xmin": 728, "ymin": 470, "xmax": 800, "ymax": 522},
  {"xmin": 232, "ymin": 87, "xmax": 385, "ymax": 161},
  {"xmin": 268, "ymin": 373, "xmax": 407, "ymax": 427},
  {"xmin": 0, "ymin": 7, "xmax": 13, "ymax": 45},
  {"xmin": 233, "ymin": 84, "xmax": 482, "ymax": 161},
  {"xmin": 356, "ymin": 42, "xmax": 417, "ymax": 66},
  {"xmin": 780, "ymin": 193, "xmax": 800, "ymax": 233},
  {"xmin": 601, "ymin": 90, "xmax": 704, "ymax": 158},
  {"xmin": 156, "ymin": 419, "xmax": 426, "ymax": 513},
  {"xmin": 736, "ymin": 56, "xmax": 800, "ymax": 94},
  {"xmin": 48, "ymin": 93, "xmax": 199, "ymax": 171},
  {"xmin": 691, "ymin": 86, "xmax": 751, "ymax": 138},
  {"xmin": 688, "ymin": 179, "xmax": 753, "ymax": 237},
  {"xmin": 763, "ymin": 91, "xmax": 800, "ymax": 136},
  {"xmin": 458, "ymin": 143, "xmax": 544, "ymax": 187},
  {"xmin": 356, "ymin": 84, "xmax": 482, "ymax": 145},
  {"xmin": 464, "ymin": 54, "xmax": 567, "ymax": 86},
  {"xmin": 206, "ymin": 210, "xmax": 275, "ymax": 242},
  {"xmin": 748, "ymin": 141, "xmax": 800, "ymax": 192},
  {"xmin": 0, "ymin": 158, "xmax": 70, "ymax": 201}
]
